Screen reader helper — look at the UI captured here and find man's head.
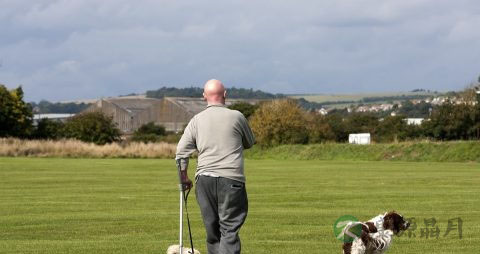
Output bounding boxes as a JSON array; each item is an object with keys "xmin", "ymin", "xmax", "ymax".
[{"xmin": 203, "ymin": 79, "xmax": 226, "ymax": 105}]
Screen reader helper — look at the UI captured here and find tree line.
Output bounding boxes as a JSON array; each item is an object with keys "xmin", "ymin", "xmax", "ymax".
[
  {"xmin": 2, "ymin": 84, "xmax": 479, "ymax": 146},
  {"xmin": 30, "ymin": 100, "xmax": 90, "ymax": 114},
  {"xmin": 236, "ymin": 97, "xmax": 480, "ymax": 146},
  {"xmin": 1, "ymin": 84, "xmax": 182, "ymax": 144},
  {"xmin": 146, "ymin": 86, "xmax": 285, "ymax": 99},
  {"xmin": 1, "ymin": 85, "xmax": 120, "ymax": 144}
]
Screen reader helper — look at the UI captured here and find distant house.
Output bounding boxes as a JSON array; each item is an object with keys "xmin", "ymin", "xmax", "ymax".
[
  {"xmin": 84, "ymin": 97, "xmax": 260, "ymax": 134},
  {"xmin": 318, "ymin": 108, "xmax": 328, "ymax": 115},
  {"xmin": 355, "ymin": 104, "xmax": 394, "ymax": 113},
  {"xmin": 431, "ymin": 97, "xmax": 447, "ymax": 105}
]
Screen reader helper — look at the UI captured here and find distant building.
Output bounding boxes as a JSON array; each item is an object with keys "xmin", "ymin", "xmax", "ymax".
[
  {"xmin": 84, "ymin": 97, "xmax": 260, "ymax": 134},
  {"xmin": 33, "ymin": 113, "xmax": 75, "ymax": 125}
]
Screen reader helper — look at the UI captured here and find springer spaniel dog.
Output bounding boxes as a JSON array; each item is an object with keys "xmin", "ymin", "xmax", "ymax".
[{"xmin": 342, "ymin": 211, "xmax": 410, "ymax": 254}]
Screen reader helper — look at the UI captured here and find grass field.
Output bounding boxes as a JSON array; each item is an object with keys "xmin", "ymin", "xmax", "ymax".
[{"xmin": 0, "ymin": 158, "xmax": 478, "ymax": 253}]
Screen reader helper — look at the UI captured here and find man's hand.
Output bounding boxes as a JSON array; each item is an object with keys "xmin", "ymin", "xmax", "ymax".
[{"xmin": 180, "ymin": 170, "xmax": 193, "ymax": 191}]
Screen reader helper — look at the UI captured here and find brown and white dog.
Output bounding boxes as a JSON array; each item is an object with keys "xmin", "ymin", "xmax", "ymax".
[{"xmin": 342, "ymin": 211, "xmax": 410, "ymax": 254}]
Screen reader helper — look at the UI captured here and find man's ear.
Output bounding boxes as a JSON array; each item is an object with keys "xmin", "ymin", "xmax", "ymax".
[
  {"xmin": 203, "ymin": 92, "xmax": 207, "ymax": 101},
  {"xmin": 224, "ymin": 90, "xmax": 227, "ymax": 98}
]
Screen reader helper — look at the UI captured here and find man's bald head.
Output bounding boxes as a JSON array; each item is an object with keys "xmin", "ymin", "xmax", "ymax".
[{"xmin": 203, "ymin": 79, "xmax": 226, "ymax": 105}]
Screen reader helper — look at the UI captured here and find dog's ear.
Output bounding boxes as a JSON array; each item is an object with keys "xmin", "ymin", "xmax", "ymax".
[
  {"xmin": 383, "ymin": 213, "xmax": 395, "ymax": 232},
  {"xmin": 365, "ymin": 222, "xmax": 377, "ymax": 233},
  {"xmin": 384, "ymin": 211, "xmax": 407, "ymax": 234}
]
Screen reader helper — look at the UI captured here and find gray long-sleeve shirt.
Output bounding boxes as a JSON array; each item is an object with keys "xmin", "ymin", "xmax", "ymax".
[{"xmin": 175, "ymin": 104, "xmax": 255, "ymax": 183}]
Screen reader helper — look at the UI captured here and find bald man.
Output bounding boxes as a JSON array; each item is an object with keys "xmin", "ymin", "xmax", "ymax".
[{"xmin": 176, "ymin": 79, "xmax": 255, "ymax": 254}]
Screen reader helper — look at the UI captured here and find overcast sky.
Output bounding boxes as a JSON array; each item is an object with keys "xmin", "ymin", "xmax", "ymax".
[{"xmin": 0, "ymin": 0, "xmax": 479, "ymax": 102}]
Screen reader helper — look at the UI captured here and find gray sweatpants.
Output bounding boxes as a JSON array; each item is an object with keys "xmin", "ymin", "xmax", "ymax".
[{"xmin": 195, "ymin": 175, "xmax": 248, "ymax": 254}]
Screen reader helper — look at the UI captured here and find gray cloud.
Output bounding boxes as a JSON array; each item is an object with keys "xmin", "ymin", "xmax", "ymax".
[{"xmin": 0, "ymin": 0, "xmax": 479, "ymax": 101}]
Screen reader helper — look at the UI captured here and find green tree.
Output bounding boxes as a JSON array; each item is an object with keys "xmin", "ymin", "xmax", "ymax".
[
  {"xmin": 471, "ymin": 102, "xmax": 480, "ymax": 139},
  {"xmin": 326, "ymin": 113, "xmax": 349, "ymax": 142},
  {"xmin": 306, "ymin": 113, "xmax": 336, "ymax": 143},
  {"xmin": 422, "ymin": 103, "xmax": 476, "ymax": 140},
  {"xmin": 375, "ymin": 115, "xmax": 421, "ymax": 142},
  {"xmin": 0, "ymin": 85, "xmax": 33, "ymax": 137},
  {"xmin": 344, "ymin": 113, "xmax": 379, "ymax": 138},
  {"xmin": 228, "ymin": 102, "xmax": 259, "ymax": 119},
  {"xmin": 63, "ymin": 112, "xmax": 121, "ymax": 144},
  {"xmin": 397, "ymin": 101, "xmax": 433, "ymax": 118},
  {"xmin": 250, "ymin": 99, "xmax": 309, "ymax": 146}
]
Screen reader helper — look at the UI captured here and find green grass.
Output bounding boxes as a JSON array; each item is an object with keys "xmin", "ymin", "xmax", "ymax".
[
  {"xmin": 0, "ymin": 158, "xmax": 478, "ymax": 253},
  {"xmin": 245, "ymin": 141, "xmax": 480, "ymax": 163}
]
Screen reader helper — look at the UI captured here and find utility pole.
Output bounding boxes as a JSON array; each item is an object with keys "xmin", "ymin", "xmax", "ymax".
[
  {"xmin": 476, "ymin": 88, "xmax": 480, "ymax": 104},
  {"xmin": 477, "ymin": 75, "xmax": 480, "ymax": 103}
]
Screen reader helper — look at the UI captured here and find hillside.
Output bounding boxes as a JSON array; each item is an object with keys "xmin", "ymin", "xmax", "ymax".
[{"xmin": 289, "ymin": 91, "xmax": 440, "ymax": 108}]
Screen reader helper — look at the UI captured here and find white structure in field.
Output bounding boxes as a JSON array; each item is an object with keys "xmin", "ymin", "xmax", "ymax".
[
  {"xmin": 406, "ymin": 118, "xmax": 425, "ymax": 125},
  {"xmin": 349, "ymin": 133, "xmax": 371, "ymax": 145}
]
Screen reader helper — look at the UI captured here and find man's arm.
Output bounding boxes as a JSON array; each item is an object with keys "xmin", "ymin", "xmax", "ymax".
[
  {"xmin": 239, "ymin": 114, "xmax": 255, "ymax": 149},
  {"xmin": 175, "ymin": 118, "xmax": 197, "ymax": 190}
]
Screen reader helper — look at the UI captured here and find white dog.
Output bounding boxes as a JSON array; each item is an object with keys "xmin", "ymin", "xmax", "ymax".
[{"xmin": 166, "ymin": 245, "xmax": 200, "ymax": 254}]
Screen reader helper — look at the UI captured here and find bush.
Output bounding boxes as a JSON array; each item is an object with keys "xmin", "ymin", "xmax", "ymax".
[
  {"xmin": 63, "ymin": 112, "xmax": 121, "ymax": 145},
  {"xmin": 33, "ymin": 118, "xmax": 65, "ymax": 140},
  {"xmin": 136, "ymin": 122, "xmax": 166, "ymax": 136},
  {"xmin": 130, "ymin": 122, "xmax": 166, "ymax": 143}
]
